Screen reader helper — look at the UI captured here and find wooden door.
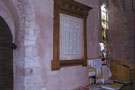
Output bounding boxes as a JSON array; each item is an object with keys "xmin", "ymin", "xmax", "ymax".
[{"xmin": 0, "ymin": 17, "xmax": 13, "ymax": 90}]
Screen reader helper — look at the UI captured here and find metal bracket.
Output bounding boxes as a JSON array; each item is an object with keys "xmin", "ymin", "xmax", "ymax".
[{"xmin": 0, "ymin": 42, "xmax": 17, "ymax": 49}]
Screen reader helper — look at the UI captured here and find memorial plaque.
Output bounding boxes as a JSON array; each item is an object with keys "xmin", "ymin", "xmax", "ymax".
[
  {"xmin": 60, "ymin": 13, "xmax": 84, "ymax": 60},
  {"xmin": 52, "ymin": 0, "xmax": 92, "ymax": 70}
]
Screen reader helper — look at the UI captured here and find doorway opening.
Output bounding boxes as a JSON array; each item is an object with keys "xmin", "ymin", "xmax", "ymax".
[{"xmin": 0, "ymin": 16, "xmax": 13, "ymax": 90}]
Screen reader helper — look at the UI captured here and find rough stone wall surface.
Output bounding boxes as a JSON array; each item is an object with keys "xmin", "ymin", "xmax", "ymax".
[
  {"xmin": 108, "ymin": 0, "xmax": 135, "ymax": 64},
  {"xmin": 30, "ymin": 0, "xmax": 100, "ymax": 90},
  {"xmin": 14, "ymin": 0, "xmax": 46, "ymax": 90}
]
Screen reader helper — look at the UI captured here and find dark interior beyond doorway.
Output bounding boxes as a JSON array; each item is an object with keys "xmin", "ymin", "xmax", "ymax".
[{"xmin": 0, "ymin": 17, "xmax": 13, "ymax": 90}]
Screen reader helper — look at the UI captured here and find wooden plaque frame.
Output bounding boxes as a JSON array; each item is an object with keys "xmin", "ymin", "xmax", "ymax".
[{"xmin": 52, "ymin": 0, "xmax": 92, "ymax": 70}]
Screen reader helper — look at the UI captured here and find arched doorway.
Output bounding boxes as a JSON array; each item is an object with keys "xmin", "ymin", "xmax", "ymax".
[{"xmin": 0, "ymin": 16, "xmax": 13, "ymax": 90}]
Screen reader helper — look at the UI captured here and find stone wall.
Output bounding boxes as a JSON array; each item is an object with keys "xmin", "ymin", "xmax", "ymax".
[
  {"xmin": 0, "ymin": 0, "xmax": 46, "ymax": 90},
  {"xmin": 30, "ymin": 0, "xmax": 100, "ymax": 90},
  {"xmin": 15, "ymin": 0, "xmax": 46, "ymax": 90},
  {"xmin": 2, "ymin": 0, "xmax": 134, "ymax": 90},
  {"xmin": 108, "ymin": 0, "xmax": 135, "ymax": 64}
]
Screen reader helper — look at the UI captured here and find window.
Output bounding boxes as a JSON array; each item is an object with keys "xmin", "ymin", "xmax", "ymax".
[{"xmin": 100, "ymin": 3, "xmax": 108, "ymax": 59}]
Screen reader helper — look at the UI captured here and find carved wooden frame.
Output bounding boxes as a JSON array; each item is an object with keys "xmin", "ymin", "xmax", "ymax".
[{"xmin": 52, "ymin": 0, "xmax": 92, "ymax": 70}]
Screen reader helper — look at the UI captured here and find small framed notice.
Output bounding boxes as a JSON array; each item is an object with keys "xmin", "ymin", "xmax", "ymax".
[{"xmin": 52, "ymin": 0, "xmax": 92, "ymax": 70}]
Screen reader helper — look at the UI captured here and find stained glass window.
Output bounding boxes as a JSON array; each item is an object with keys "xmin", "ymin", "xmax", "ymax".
[
  {"xmin": 101, "ymin": 4, "xmax": 108, "ymax": 30},
  {"xmin": 100, "ymin": 3, "xmax": 108, "ymax": 58}
]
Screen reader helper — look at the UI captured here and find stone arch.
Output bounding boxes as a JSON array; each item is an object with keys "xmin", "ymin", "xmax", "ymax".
[
  {"xmin": 0, "ymin": 0, "xmax": 45, "ymax": 90},
  {"xmin": 0, "ymin": 8, "xmax": 15, "ymax": 43},
  {"xmin": 0, "ymin": 1, "xmax": 16, "ymax": 90}
]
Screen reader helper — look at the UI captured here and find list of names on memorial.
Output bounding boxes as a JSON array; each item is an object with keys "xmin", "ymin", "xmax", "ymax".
[
  {"xmin": 62, "ymin": 19, "xmax": 81, "ymax": 55},
  {"xmin": 60, "ymin": 14, "xmax": 83, "ymax": 60}
]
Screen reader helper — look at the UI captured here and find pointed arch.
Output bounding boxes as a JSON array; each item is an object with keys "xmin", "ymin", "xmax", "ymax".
[{"xmin": 0, "ymin": 0, "xmax": 44, "ymax": 90}]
